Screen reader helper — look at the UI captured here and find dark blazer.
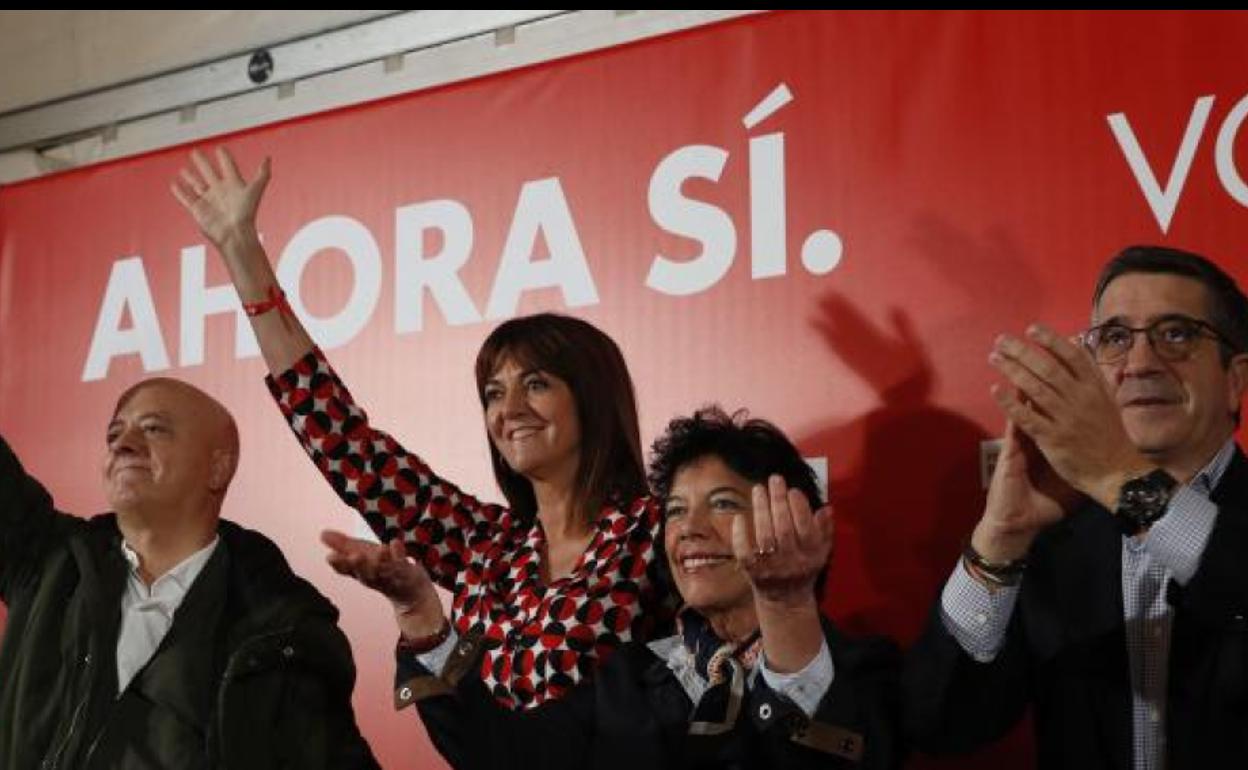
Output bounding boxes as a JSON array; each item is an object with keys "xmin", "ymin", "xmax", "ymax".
[
  {"xmin": 905, "ymin": 447, "xmax": 1248, "ymax": 769},
  {"xmin": 398, "ymin": 619, "xmax": 903, "ymax": 770}
]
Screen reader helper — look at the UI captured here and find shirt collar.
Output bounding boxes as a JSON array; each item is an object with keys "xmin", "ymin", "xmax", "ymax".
[
  {"xmin": 1190, "ymin": 437, "xmax": 1237, "ymax": 496},
  {"xmin": 121, "ymin": 535, "xmax": 220, "ymax": 595}
]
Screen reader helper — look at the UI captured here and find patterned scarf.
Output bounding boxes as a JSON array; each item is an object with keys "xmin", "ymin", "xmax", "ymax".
[{"xmin": 677, "ymin": 607, "xmax": 763, "ymax": 685}]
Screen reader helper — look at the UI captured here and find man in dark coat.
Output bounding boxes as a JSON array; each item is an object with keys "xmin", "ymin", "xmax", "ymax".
[
  {"xmin": 907, "ymin": 245, "xmax": 1248, "ymax": 769},
  {"xmin": 0, "ymin": 377, "xmax": 379, "ymax": 769}
]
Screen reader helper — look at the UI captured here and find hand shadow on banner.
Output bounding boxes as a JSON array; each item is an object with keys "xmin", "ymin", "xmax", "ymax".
[
  {"xmin": 803, "ymin": 293, "xmax": 1036, "ymax": 770},
  {"xmin": 803, "ymin": 293, "xmax": 986, "ymax": 645},
  {"xmin": 808, "ymin": 216, "xmax": 1045, "ymax": 645}
]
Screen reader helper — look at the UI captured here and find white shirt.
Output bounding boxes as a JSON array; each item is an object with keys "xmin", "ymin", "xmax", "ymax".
[{"xmin": 115, "ymin": 536, "xmax": 219, "ymax": 693}]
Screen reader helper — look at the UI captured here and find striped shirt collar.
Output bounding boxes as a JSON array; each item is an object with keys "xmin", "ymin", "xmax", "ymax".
[{"xmin": 1189, "ymin": 437, "xmax": 1236, "ymax": 496}]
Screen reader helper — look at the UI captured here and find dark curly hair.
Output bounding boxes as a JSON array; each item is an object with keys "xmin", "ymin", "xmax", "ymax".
[
  {"xmin": 648, "ymin": 406, "xmax": 829, "ymax": 601},
  {"xmin": 649, "ymin": 406, "xmax": 823, "ymax": 510}
]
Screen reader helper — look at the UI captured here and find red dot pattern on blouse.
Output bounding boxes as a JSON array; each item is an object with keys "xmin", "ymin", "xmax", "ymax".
[{"xmin": 266, "ymin": 349, "xmax": 663, "ymax": 710}]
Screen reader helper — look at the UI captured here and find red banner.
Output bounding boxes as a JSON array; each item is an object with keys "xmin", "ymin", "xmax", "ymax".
[{"xmin": 4, "ymin": 10, "xmax": 1248, "ymax": 768}]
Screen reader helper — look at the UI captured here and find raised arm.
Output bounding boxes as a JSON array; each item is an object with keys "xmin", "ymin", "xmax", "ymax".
[
  {"xmin": 175, "ymin": 149, "xmax": 510, "ymax": 590},
  {"xmin": 171, "ymin": 147, "xmax": 314, "ymax": 374},
  {"xmin": 0, "ymin": 433, "xmax": 63, "ymax": 603}
]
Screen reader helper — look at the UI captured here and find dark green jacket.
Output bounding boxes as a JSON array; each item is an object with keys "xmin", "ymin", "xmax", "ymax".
[{"xmin": 0, "ymin": 434, "xmax": 379, "ymax": 769}]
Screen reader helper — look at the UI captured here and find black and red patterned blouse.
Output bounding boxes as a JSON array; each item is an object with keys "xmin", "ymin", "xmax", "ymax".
[{"xmin": 266, "ymin": 348, "xmax": 665, "ymax": 710}]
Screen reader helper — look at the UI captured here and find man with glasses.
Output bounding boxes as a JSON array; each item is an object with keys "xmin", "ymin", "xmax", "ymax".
[{"xmin": 906, "ymin": 246, "xmax": 1248, "ymax": 769}]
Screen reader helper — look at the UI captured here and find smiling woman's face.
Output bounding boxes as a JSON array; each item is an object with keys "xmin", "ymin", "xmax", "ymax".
[
  {"xmin": 483, "ymin": 356, "xmax": 582, "ymax": 482},
  {"xmin": 663, "ymin": 454, "xmax": 754, "ymax": 616}
]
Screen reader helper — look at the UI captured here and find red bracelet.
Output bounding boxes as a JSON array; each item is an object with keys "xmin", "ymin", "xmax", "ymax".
[
  {"xmin": 397, "ymin": 618, "xmax": 452, "ymax": 655},
  {"xmin": 242, "ymin": 286, "xmax": 292, "ymax": 318}
]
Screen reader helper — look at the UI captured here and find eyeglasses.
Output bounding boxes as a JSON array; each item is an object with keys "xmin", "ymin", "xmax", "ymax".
[{"xmin": 1080, "ymin": 314, "xmax": 1233, "ymax": 364}]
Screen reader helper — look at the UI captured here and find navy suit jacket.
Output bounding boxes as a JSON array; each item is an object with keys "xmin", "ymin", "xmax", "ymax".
[{"xmin": 905, "ymin": 448, "xmax": 1248, "ymax": 769}]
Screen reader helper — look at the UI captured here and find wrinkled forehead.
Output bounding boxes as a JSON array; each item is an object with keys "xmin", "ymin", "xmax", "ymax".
[
  {"xmin": 1093, "ymin": 272, "xmax": 1212, "ymax": 325},
  {"xmin": 111, "ymin": 378, "xmax": 226, "ymax": 429},
  {"xmin": 112, "ymin": 379, "xmax": 182, "ymax": 419}
]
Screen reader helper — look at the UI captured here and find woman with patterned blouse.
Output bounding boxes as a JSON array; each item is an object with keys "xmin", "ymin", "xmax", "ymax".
[
  {"xmin": 172, "ymin": 147, "xmax": 668, "ymax": 710},
  {"xmin": 328, "ymin": 407, "xmax": 903, "ymax": 770}
]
